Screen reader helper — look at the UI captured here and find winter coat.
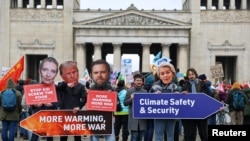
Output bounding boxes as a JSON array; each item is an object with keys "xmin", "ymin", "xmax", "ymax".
[
  {"xmin": 57, "ymin": 81, "xmax": 87, "ymax": 109},
  {"xmin": 243, "ymin": 88, "xmax": 250, "ymax": 116},
  {"xmin": 114, "ymin": 88, "xmax": 129, "ymax": 115},
  {"xmin": 0, "ymin": 78, "xmax": 22, "ymax": 121},
  {"xmin": 124, "ymin": 86, "xmax": 147, "ymax": 131},
  {"xmin": 225, "ymin": 88, "xmax": 248, "ymax": 112}
]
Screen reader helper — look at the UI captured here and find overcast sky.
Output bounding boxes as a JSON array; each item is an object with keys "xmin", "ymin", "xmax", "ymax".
[{"xmin": 80, "ymin": 0, "xmax": 183, "ymax": 10}]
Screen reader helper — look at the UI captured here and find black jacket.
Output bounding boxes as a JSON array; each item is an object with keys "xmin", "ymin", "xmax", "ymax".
[{"xmin": 56, "ymin": 82, "xmax": 87, "ymax": 109}]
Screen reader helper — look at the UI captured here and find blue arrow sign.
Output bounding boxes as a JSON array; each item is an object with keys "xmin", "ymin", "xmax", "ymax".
[{"xmin": 133, "ymin": 93, "xmax": 224, "ymax": 119}]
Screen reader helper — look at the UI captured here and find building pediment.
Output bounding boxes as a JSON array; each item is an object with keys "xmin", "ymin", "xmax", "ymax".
[{"xmin": 74, "ymin": 7, "xmax": 190, "ymax": 28}]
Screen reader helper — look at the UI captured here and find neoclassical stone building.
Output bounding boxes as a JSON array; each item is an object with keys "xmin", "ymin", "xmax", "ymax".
[{"xmin": 0, "ymin": 0, "xmax": 250, "ymax": 83}]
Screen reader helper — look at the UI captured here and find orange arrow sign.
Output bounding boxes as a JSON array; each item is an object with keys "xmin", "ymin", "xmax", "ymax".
[{"xmin": 20, "ymin": 110, "xmax": 113, "ymax": 137}]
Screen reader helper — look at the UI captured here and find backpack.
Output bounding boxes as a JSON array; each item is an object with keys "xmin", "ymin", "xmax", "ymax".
[
  {"xmin": 232, "ymin": 91, "xmax": 245, "ymax": 110},
  {"xmin": 1, "ymin": 88, "xmax": 17, "ymax": 112},
  {"xmin": 116, "ymin": 89, "xmax": 126, "ymax": 112}
]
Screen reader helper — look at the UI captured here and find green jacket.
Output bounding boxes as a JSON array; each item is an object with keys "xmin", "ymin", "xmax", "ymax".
[{"xmin": 0, "ymin": 78, "xmax": 22, "ymax": 121}]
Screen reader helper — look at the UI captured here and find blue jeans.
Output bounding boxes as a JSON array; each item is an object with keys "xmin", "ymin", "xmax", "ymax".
[
  {"xmin": 130, "ymin": 130, "xmax": 144, "ymax": 141},
  {"xmin": 20, "ymin": 112, "xmax": 29, "ymax": 137},
  {"xmin": 154, "ymin": 119, "xmax": 176, "ymax": 141},
  {"xmin": 144, "ymin": 119, "xmax": 154, "ymax": 141},
  {"xmin": 208, "ymin": 114, "xmax": 216, "ymax": 125},
  {"xmin": 1, "ymin": 120, "xmax": 18, "ymax": 141}
]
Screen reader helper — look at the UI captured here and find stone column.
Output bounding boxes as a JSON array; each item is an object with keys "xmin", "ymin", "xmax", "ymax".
[
  {"xmin": 52, "ymin": 0, "xmax": 57, "ymax": 9},
  {"xmin": 229, "ymin": 0, "xmax": 236, "ymax": 9},
  {"xmin": 41, "ymin": 0, "xmax": 45, "ymax": 8},
  {"xmin": 29, "ymin": 0, "xmax": 34, "ymax": 8},
  {"xmin": 177, "ymin": 44, "xmax": 188, "ymax": 74},
  {"xmin": 241, "ymin": 0, "xmax": 247, "ymax": 9},
  {"xmin": 113, "ymin": 44, "xmax": 121, "ymax": 71},
  {"xmin": 18, "ymin": 0, "xmax": 23, "ymax": 8},
  {"xmin": 162, "ymin": 44, "xmax": 170, "ymax": 58},
  {"xmin": 142, "ymin": 44, "xmax": 151, "ymax": 72},
  {"xmin": 207, "ymin": 0, "xmax": 212, "ymax": 10},
  {"xmin": 93, "ymin": 43, "xmax": 102, "ymax": 61},
  {"xmin": 218, "ymin": 0, "xmax": 224, "ymax": 10},
  {"xmin": 76, "ymin": 44, "xmax": 86, "ymax": 73}
]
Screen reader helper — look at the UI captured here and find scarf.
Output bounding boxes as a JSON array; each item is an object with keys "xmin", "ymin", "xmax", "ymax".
[{"xmin": 189, "ymin": 79, "xmax": 198, "ymax": 93}]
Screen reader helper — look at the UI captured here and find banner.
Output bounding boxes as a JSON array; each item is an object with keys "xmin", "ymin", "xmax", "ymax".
[
  {"xmin": 20, "ymin": 110, "xmax": 113, "ymax": 136},
  {"xmin": 0, "ymin": 56, "xmax": 24, "ymax": 91}
]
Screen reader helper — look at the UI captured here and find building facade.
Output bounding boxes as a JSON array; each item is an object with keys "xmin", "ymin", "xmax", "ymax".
[{"xmin": 0, "ymin": 0, "xmax": 250, "ymax": 83}]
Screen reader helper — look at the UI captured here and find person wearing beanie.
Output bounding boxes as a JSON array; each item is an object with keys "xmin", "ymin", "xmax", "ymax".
[
  {"xmin": 225, "ymin": 82, "xmax": 248, "ymax": 125},
  {"xmin": 198, "ymin": 74, "xmax": 207, "ymax": 81}
]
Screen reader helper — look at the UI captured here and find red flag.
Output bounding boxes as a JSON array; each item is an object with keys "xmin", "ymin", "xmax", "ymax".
[{"xmin": 0, "ymin": 56, "xmax": 24, "ymax": 91}]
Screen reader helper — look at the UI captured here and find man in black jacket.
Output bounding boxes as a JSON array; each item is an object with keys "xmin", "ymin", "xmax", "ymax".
[{"xmin": 57, "ymin": 61, "xmax": 87, "ymax": 141}]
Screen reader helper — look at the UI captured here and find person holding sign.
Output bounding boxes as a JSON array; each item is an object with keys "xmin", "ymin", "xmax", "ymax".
[
  {"xmin": 149, "ymin": 62, "xmax": 179, "ymax": 141},
  {"xmin": 30, "ymin": 57, "xmax": 59, "ymax": 141},
  {"xmin": 89, "ymin": 59, "xmax": 116, "ymax": 141},
  {"xmin": 57, "ymin": 61, "xmax": 87, "ymax": 141},
  {"xmin": 124, "ymin": 73, "xmax": 147, "ymax": 141},
  {"xmin": 181, "ymin": 68, "xmax": 212, "ymax": 141}
]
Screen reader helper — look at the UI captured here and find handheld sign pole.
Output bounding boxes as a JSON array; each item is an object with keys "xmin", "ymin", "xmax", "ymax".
[
  {"xmin": 20, "ymin": 110, "xmax": 113, "ymax": 136},
  {"xmin": 133, "ymin": 93, "xmax": 224, "ymax": 119}
]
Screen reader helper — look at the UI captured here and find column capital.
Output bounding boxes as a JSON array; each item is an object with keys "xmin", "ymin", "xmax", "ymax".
[
  {"xmin": 112, "ymin": 43, "xmax": 122, "ymax": 48},
  {"xmin": 141, "ymin": 43, "xmax": 152, "ymax": 47},
  {"xmin": 161, "ymin": 43, "xmax": 171, "ymax": 47},
  {"xmin": 178, "ymin": 44, "xmax": 189, "ymax": 47},
  {"xmin": 92, "ymin": 43, "xmax": 102, "ymax": 47}
]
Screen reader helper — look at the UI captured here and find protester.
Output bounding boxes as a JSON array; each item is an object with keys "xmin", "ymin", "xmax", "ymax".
[
  {"xmin": 149, "ymin": 62, "xmax": 179, "ymax": 141},
  {"xmin": 89, "ymin": 59, "xmax": 116, "ymax": 141},
  {"xmin": 21, "ymin": 79, "xmax": 38, "ymax": 140},
  {"xmin": 114, "ymin": 80, "xmax": 129, "ymax": 141},
  {"xmin": 242, "ymin": 84, "xmax": 250, "ymax": 125},
  {"xmin": 143, "ymin": 74, "xmax": 154, "ymax": 141},
  {"xmin": 124, "ymin": 73, "xmax": 147, "ymax": 141},
  {"xmin": 29, "ymin": 57, "xmax": 59, "ymax": 141},
  {"xmin": 0, "ymin": 78, "xmax": 22, "ymax": 141},
  {"xmin": 225, "ymin": 82, "xmax": 247, "ymax": 125},
  {"xmin": 15, "ymin": 79, "xmax": 29, "ymax": 139},
  {"xmin": 57, "ymin": 60, "xmax": 87, "ymax": 141},
  {"xmin": 198, "ymin": 74, "xmax": 217, "ymax": 125},
  {"xmin": 181, "ymin": 68, "xmax": 212, "ymax": 141}
]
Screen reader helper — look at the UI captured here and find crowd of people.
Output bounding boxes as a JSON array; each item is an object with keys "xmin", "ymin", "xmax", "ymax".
[{"xmin": 1, "ymin": 56, "xmax": 250, "ymax": 141}]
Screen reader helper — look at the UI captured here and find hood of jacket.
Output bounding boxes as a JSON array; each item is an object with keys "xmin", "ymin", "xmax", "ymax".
[{"xmin": 6, "ymin": 78, "xmax": 16, "ymax": 89}]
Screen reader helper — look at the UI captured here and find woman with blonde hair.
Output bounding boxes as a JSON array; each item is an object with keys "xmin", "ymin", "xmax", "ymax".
[{"xmin": 149, "ymin": 62, "xmax": 179, "ymax": 141}]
